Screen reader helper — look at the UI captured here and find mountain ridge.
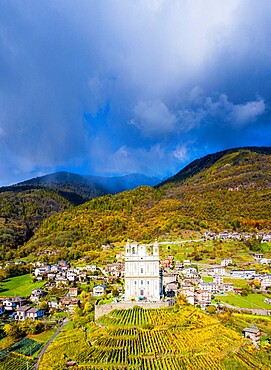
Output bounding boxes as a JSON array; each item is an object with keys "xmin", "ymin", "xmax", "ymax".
[
  {"xmin": 21, "ymin": 146, "xmax": 271, "ymax": 262},
  {"xmin": 158, "ymin": 146, "xmax": 271, "ymax": 187}
]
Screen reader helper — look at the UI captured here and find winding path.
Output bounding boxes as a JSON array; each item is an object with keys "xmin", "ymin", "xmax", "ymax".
[{"xmin": 33, "ymin": 318, "xmax": 71, "ymax": 370}]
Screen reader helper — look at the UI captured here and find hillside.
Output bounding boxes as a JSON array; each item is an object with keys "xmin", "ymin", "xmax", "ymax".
[
  {"xmin": 0, "ymin": 189, "xmax": 71, "ymax": 259},
  {"xmin": 23, "ymin": 147, "xmax": 271, "ymax": 261},
  {"xmin": 6, "ymin": 171, "xmax": 108, "ymax": 205},
  {"xmin": 159, "ymin": 146, "xmax": 271, "ymax": 187},
  {"xmin": 0, "ymin": 172, "xmax": 161, "ymax": 258},
  {"xmin": 5, "ymin": 171, "xmax": 161, "ymax": 204},
  {"xmin": 87, "ymin": 173, "xmax": 161, "ymax": 194}
]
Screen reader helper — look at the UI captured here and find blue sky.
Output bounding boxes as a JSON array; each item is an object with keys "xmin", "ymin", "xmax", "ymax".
[{"xmin": 0, "ymin": 1, "xmax": 271, "ymax": 185}]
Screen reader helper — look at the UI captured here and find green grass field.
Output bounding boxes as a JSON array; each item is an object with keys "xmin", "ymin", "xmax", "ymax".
[
  {"xmin": 0, "ymin": 274, "xmax": 45, "ymax": 297},
  {"xmin": 223, "ymin": 277, "xmax": 250, "ymax": 288},
  {"xmin": 219, "ymin": 293, "xmax": 271, "ymax": 309}
]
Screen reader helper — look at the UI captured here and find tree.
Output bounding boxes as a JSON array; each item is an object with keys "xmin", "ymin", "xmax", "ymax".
[
  {"xmin": 3, "ymin": 323, "xmax": 24, "ymax": 339},
  {"xmin": 206, "ymin": 305, "xmax": 216, "ymax": 314}
]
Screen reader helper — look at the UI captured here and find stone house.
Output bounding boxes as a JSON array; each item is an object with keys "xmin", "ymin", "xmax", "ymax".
[{"xmin": 243, "ymin": 326, "xmax": 261, "ymax": 345}]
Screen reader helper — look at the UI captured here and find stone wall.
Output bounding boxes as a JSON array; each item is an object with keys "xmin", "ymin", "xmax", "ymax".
[{"xmin": 95, "ymin": 300, "xmax": 175, "ymax": 320}]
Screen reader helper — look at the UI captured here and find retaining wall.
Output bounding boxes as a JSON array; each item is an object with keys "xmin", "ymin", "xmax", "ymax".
[{"xmin": 95, "ymin": 300, "xmax": 175, "ymax": 320}]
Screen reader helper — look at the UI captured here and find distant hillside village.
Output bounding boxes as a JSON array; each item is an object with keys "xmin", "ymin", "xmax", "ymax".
[{"xmin": 0, "ymin": 231, "xmax": 271, "ymax": 329}]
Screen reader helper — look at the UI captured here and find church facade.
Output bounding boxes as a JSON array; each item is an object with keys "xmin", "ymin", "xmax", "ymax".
[{"xmin": 124, "ymin": 240, "xmax": 162, "ymax": 301}]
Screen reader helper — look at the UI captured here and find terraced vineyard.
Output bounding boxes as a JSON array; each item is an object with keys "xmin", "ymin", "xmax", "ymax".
[
  {"xmin": 0, "ymin": 337, "xmax": 41, "ymax": 369},
  {"xmin": 39, "ymin": 305, "xmax": 271, "ymax": 369}
]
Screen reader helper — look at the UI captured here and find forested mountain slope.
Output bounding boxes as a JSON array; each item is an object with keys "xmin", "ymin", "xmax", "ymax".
[
  {"xmin": 23, "ymin": 147, "xmax": 271, "ymax": 260},
  {"xmin": 0, "ymin": 172, "xmax": 160, "ymax": 259},
  {"xmin": 4, "ymin": 171, "xmax": 108, "ymax": 205},
  {"xmin": 0, "ymin": 189, "xmax": 71, "ymax": 257}
]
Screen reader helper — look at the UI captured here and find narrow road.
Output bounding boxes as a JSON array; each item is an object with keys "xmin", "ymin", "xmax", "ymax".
[{"xmin": 33, "ymin": 318, "xmax": 71, "ymax": 370}]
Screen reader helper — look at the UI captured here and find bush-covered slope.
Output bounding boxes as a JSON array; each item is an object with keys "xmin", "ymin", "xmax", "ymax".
[
  {"xmin": 23, "ymin": 147, "xmax": 271, "ymax": 260},
  {"xmin": 158, "ymin": 146, "xmax": 271, "ymax": 187}
]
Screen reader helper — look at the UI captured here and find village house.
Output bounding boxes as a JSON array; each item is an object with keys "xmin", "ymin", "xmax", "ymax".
[
  {"xmin": 221, "ymin": 258, "xmax": 232, "ymax": 267},
  {"xmin": 15, "ymin": 306, "xmax": 30, "ymax": 321},
  {"xmin": 50, "ymin": 264, "xmax": 60, "ymax": 273},
  {"xmin": 182, "ymin": 267, "xmax": 199, "ymax": 280},
  {"xmin": 3, "ymin": 297, "xmax": 27, "ymax": 311},
  {"xmin": 68, "ymin": 287, "xmax": 78, "ymax": 297},
  {"xmin": 197, "ymin": 282, "xmax": 218, "ymax": 293},
  {"xmin": 165, "ymin": 281, "xmax": 178, "ymax": 297},
  {"xmin": 106, "ymin": 262, "xmax": 125, "ymax": 277},
  {"xmin": 163, "ymin": 272, "xmax": 178, "ymax": 285},
  {"xmin": 47, "ymin": 272, "xmax": 56, "ymax": 280},
  {"xmin": 48, "ymin": 299, "xmax": 60, "ymax": 310},
  {"xmin": 179, "ymin": 282, "xmax": 195, "ymax": 305},
  {"xmin": 260, "ymin": 258, "xmax": 271, "ymax": 265},
  {"xmin": 86, "ymin": 265, "xmax": 97, "ymax": 272},
  {"xmin": 60, "ymin": 298, "xmax": 79, "ymax": 312},
  {"xmin": 230, "ymin": 270, "xmax": 256, "ymax": 279},
  {"xmin": 78, "ymin": 271, "xmax": 87, "ymax": 283},
  {"xmin": 175, "ymin": 262, "xmax": 183, "ymax": 271},
  {"xmin": 260, "ymin": 275, "xmax": 271, "ymax": 290},
  {"xmin": 207, "ymin": 265, "xmax": 226, "ymax": 276},
  {"xmin": 34, "ymin": 265, "xmax": 51, "ymax": 277},
  {"xmin": 261, "ymin": 234, "xmax": 271, "ymax": 243},
  {"xmin": 26, "ymin": 308, "xmax": 45, "ymax": 320},
  {"xmin": 254, "ymin": 253, "xmax": 264, "ymax": 261},
  {"xmin": 93, "ymin": 284, "xmax": 106, "ymax": 297},
  {"xmin": 221, "ymin": 283, "xmax": 234, "ymax": 292},
  {"xmin": 15, "ymin": 305, "xmax": 45, "ymax": 321},
  {"xmin": 67, "ymin": 271, "xmax": 77, "ymax": 282},
  {"xmin": 30, "ymin": 289, "xmax": 45, "ymax": 303},
  {"xmin": 213, "ymin": 275, "xmax": 224, "ymax": 286},
  {"xmin": 195, "ymin": 290, "xmax": 211, "ymax": 308},
  {"xmin": 161, "ymin": 255, "xmax": 174, "ymax": 269},
  {"xmin": 55, "ymin": 275, "xmax": 68, "ymax": 287}
]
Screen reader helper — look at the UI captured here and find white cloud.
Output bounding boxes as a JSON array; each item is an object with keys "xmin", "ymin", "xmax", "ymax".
[
  {"xmin": 231, "ymin": 99, "xmax": 266, "ymax": 125},
  {"xmin": 94, "ymin": 144, "xmax": 182, "ymax": 178},
  {"xmin": 173, "ymin": 145, "xmax": 188, "ymax": 161},
  {"xmin": 130, "ymin": 100, "xmax": 177, "ymax": 136},
  {"xmin": 175, "ymin": 89, "xmax": 266, "ymax": 131}
]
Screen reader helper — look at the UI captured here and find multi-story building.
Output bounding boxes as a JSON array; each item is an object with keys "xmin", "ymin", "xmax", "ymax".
[{"xmin": 124, "ymin": 240, "xmax": 162, "ymax": 301}]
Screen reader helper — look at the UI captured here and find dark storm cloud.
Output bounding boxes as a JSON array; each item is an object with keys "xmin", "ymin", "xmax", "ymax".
[{"xmin": 0, "ymin": 1, "xmax": 270, "ymax": 184}]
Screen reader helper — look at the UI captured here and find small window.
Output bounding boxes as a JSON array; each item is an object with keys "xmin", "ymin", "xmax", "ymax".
[{"xmin": 141, "ymin": 268, "xmax": 143, "ymax": 273}]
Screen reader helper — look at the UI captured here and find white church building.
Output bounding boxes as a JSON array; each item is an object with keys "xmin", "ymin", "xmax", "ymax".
[{"xmin": 124, "ymin": 240, "xmax": 163, "ymax": 301}]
